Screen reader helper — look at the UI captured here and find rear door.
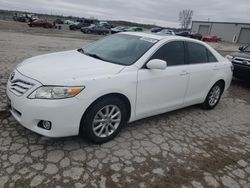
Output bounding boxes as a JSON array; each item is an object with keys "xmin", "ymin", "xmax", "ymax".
[{"xmin": 184, "ymin": 41, "xmax": 219, "ymax": 105}]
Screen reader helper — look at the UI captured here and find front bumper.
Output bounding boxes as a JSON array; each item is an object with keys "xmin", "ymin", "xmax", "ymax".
[{"xmin": 6, "ymin": 71, "xmax": 86, "ymax": 137}]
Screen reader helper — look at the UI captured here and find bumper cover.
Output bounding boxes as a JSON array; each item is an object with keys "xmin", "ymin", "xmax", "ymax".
[{"xmin": 6, "ymin": 72, "xmax": 86, "ymax": 137}]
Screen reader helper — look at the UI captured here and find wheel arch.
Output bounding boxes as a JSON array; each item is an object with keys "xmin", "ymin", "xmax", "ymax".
[
  {"xmin": 79, "ymin": 93, "xmax": 132, "ymax": 134},
  {"xmin": 215, "ymin": 79, "xmax": 225, "ymax": 93}
]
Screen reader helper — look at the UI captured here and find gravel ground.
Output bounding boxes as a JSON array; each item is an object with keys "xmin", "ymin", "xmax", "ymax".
[{"xmin": 0, "ymin": 21, "xmax": 250, "ymax": 188}]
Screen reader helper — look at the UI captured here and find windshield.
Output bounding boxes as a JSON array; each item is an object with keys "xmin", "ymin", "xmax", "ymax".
[
  {"xmin": 80, "ymin": 34, "xmax": 158, "ymax": 65},
  {"xmin": 244, "ymin": 45, "xmax": 250, "ymax": 52}
]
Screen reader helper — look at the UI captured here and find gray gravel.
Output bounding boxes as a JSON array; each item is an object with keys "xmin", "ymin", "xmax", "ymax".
[{"xmin": 0, "ymin": 30, "xmax": 250, "ymax": 188}]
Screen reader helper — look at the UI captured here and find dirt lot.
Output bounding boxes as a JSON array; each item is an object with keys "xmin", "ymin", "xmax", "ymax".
[{"xmin": 0, "ymin": 20, "xmax": 250, "ymax": 188}]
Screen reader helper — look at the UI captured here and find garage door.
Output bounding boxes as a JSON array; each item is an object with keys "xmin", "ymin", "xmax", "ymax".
[
  {"xmin": 238, "ymin": 28, "xmax": 250, "ymax": 44},
  {"xmin": 198, "ymin": 25, "xmax": 209, "ymax": 35}
]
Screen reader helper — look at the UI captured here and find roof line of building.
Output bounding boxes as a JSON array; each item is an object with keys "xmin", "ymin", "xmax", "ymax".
[{"xmin": 192, "ymin": 20, "xmax": 250, "ymax": 26}]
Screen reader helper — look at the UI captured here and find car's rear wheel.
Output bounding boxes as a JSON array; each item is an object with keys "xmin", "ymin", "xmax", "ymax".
[
  {"xmin": 202, "ymin": 82, "xmax": 224, "ymax": 109},
  {"xmin": 80, "ymin": 97, "xmax": 127, "ymax": 144}
]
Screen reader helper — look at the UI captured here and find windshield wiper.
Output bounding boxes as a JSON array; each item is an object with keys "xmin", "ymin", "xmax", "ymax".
[
  {"xmin": 77, "ymin": 48, "xmax": 107, "ymax": 61},
  {"xmin": 85, "ymin": 53, "xmax": 106, "ymax": 61}
]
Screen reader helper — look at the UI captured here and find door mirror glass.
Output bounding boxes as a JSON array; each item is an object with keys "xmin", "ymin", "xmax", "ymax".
[{"xmin": 146, "ymin": 59, "xmax": 167, "ymax": 70}]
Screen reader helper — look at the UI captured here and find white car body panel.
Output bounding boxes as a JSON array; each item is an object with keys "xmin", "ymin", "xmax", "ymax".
[
  {"xmin": 136, "ymin": 65, "xmax": 189, "ymax": 120},
  {"xmin": 6, "ymin": 32, "xmax": 233, "ymax": 137},
  {"xmin": 17, "ymin": 50, "xmax": 125, "ymax": 85}
]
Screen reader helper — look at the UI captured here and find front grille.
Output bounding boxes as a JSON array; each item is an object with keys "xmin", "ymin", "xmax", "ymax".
[
  {"xmin": 233, "ymin": 57, "xmax": 250, "ymax": 66},
  {"xmin": 10, "ymin": 79, "xmax": 34, "ymax": 96}
]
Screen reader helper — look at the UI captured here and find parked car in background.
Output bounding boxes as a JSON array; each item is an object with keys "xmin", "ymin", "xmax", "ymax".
[
  {"xmin": 125, "ymin": 27, "xmax": 143, "ymax": 32},
  {"xmin": 99, "ymin": 21, "xmax": 112, "ymax": 29},
  {"xmin": 81, "ymin": 25, "xmax": 94, "ymax": 33},
  {"xmin": 54, "ymin": 19, "xmax": 64, "ymax": 24},
  {"xmin": 13, "ymin": 13, "xmax": 26, "ymax": 22},
  {"xmin": 111, "ymin": 26, "xmax": 125, "ymax": 34},
  {"xmin": 151, "ymin": 27, "xmax": 163, "ymax": 33},
  {"xmin": 77, "ymin": 19, "xmax": 95, "ymax": 25},
  {"xmin": 28, "ymin": 19, "xmax": 53, "ymax": 28},
  {"xmin": 176, "ymin": 31, "xmax": 190, "ymax": 37},
  {"xmin": 64, "ymin": 20, "xmax": 75, "ymax": 25},
  {"xmin": 30, "ymin": 16, "xmax": 39, "ymax": 22},
  {"xmin": 176, "ymin": 31, "xmax": 202, "ymax": 40},
  {"xmin": 226, "ymin": 45, "xmax": 250, "ymax": 80},
  {"xmin": 81, "ymin": 25, "xmax": 95, "ymax": 33},
  {"xmin": 189, "ymin": 33, "xmax": 203, "ymax": 40},
  {"xmin": 202, "ymin": 35, "xmax": 220, "ymax": 42},
  {"xmin": 81, "ymin": 25, "xmax": 109, "ymax": 35},
  {"xmin": 13, "ymin": 13, "xmax": 39, "ymax": 22},
  {"xmin": 69, "ymin": 22, "xmax": 90, "ymax": 30},
  {"xmin": 158, "ymin": 29, "xmax": 175, "ymax": 35},
  {"xmin": 7, "ymin": 33, "xmax": 232, "ymax": 143}
]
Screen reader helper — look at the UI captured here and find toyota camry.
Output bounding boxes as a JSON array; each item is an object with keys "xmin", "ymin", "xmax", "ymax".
[{"xmin": 7, "ymin": 32, "xmax": 233, "ymax": 143}]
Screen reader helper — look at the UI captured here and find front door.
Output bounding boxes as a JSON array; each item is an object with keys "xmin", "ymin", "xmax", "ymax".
[{"xmin": 136, "ymin": 41, "xmax": 189, "ymax": 119}]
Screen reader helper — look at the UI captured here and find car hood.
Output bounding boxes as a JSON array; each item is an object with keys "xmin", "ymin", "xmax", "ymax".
[
  {"xmin": 17, "ymin": 50, "xmax": 125, "ymax": 85},
  {"xmin": 231, "ymin": 51, "xmax": 250, "ymax": 59}
]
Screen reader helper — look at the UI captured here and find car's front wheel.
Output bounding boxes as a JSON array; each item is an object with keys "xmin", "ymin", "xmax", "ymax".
[
  {"xmin": 80, "ymin": 97, "xmax": 127, "ymax": 144},
  {"xmin": 202, "ymin": 82, "xmax": 224, "ymax": 109}
]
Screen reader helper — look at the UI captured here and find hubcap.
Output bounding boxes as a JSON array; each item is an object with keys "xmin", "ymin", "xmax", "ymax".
[
  {"xmin": 208, "ymin": 86, "xmax": 221, "ymax": 106},
  {"xmin": 92, "ymin": 105, "xmax": 121, "ymax": 138}
]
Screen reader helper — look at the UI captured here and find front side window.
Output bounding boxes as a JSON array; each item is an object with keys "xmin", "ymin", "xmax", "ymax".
[
  {"xmin": 150, "ymin": 41, "xmax": 185, "ymax": 66},
  {"xmin": 81, "ymin": 34, "xmax": 158, "ymax": 66},
  {"xmin": 187, "ymin": 42, "xmax": 217, "ymax": 64}
]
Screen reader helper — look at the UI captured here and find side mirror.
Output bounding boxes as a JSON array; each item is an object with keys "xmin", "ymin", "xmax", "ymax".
[
  {"xmin": 239, "ymin": 46, "xmax": 244, "ymax": 51},
  {"xmin": 146, "ymin": 59, "xmax": 167, "ymax": 70}
]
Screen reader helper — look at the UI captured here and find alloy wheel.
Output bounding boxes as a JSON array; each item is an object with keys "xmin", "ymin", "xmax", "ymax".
[
  {"xmin": 92, "ymin": 105, "xmax": 121, "ymax": 138},
  {"xmin": 208, "ymin": 86, "xmax": 221, "ymax": 106}
]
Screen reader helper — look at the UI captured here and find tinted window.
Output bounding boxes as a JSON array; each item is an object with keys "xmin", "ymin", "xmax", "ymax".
[
  {"xmin": 187, "ymin": 42, "xmax": 208, "ymax": 64},
  {"xmin": 150, "ymin": 41, "xmax": 185, "ymax": 66},
  {"xmin": 207, "ymin": 49, "xmax": 218, "ymax": 62}
]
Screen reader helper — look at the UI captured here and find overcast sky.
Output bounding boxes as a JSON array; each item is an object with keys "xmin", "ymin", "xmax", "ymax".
[{"xmin": 0, "ymin": 0, "xmax": 249, "ymax": 27}]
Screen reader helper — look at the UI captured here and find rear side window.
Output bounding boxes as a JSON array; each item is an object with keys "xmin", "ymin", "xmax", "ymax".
[
  {"xmin": 150, "ymin": 41, "xmax": 185, "ymax": 66},
  {"xmin": 187, "ymin": 42, "xmax": 218, "ymax": 64}
]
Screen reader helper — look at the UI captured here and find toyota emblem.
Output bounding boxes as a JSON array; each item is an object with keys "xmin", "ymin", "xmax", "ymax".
[{"xmin": 10, "ymin": 72, "xmax": 15, "ymax": 81}]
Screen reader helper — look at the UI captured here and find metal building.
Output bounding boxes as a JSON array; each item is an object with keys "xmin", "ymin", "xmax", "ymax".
[{"xmin": 191, "ymin": 21, "xmax": 250, "ymax": 44}]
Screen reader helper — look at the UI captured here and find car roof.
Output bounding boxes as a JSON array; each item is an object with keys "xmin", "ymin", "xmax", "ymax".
[
  {"xmin": 119, "ymin": 32, "xmax": 212, "ymax": 48},
  {"xmin": 119, "ymin": 32, "xmax": 193, "ymax": 41}
]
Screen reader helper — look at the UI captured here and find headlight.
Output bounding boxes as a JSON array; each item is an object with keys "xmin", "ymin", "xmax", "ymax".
[
  {"xmin": 225, "ymin": 55, "xmax": 233, "ymax": 62},
  {"xmin": 28, "ymin": 86, "xmax": 85, "ymax": 99}
]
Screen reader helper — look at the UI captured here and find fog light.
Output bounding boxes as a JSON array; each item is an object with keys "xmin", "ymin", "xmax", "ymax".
[{"xmin": 38, "ymin": 120, "xmax": 52, "ymax": 130}]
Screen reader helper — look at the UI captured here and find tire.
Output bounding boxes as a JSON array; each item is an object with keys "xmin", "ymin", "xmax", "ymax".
[
  {"xmin": 80, "ymin": 97, "xmax": 127, "ymax": 144},
  {"xmin": 202, "ymin": 82, "xmax": 224, "ymax": 110}
]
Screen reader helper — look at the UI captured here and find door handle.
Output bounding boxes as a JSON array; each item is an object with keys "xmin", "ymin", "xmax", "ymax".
[{"xmin": 180, "ymin": 71, "xmax": 189, "ymax": 76}]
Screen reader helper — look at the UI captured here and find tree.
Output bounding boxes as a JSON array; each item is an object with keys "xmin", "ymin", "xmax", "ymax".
[{"xmin": 179, "ymin": 10, "xmax": 193, "ymax": 29}]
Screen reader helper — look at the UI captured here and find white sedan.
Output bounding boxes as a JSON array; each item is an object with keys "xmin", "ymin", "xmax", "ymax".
[{"xmin": 7, "ymin": 32, "xmax": 233, "ymax": 143}]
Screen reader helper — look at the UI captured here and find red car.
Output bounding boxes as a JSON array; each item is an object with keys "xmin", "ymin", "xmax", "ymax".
[
  {"xmin": 28, "ymin": 19, "xmax": 53, "ymax": 28},
  {"xmin": 202, "ymin": 35, "xmax": 220, "ymax": 42}
]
